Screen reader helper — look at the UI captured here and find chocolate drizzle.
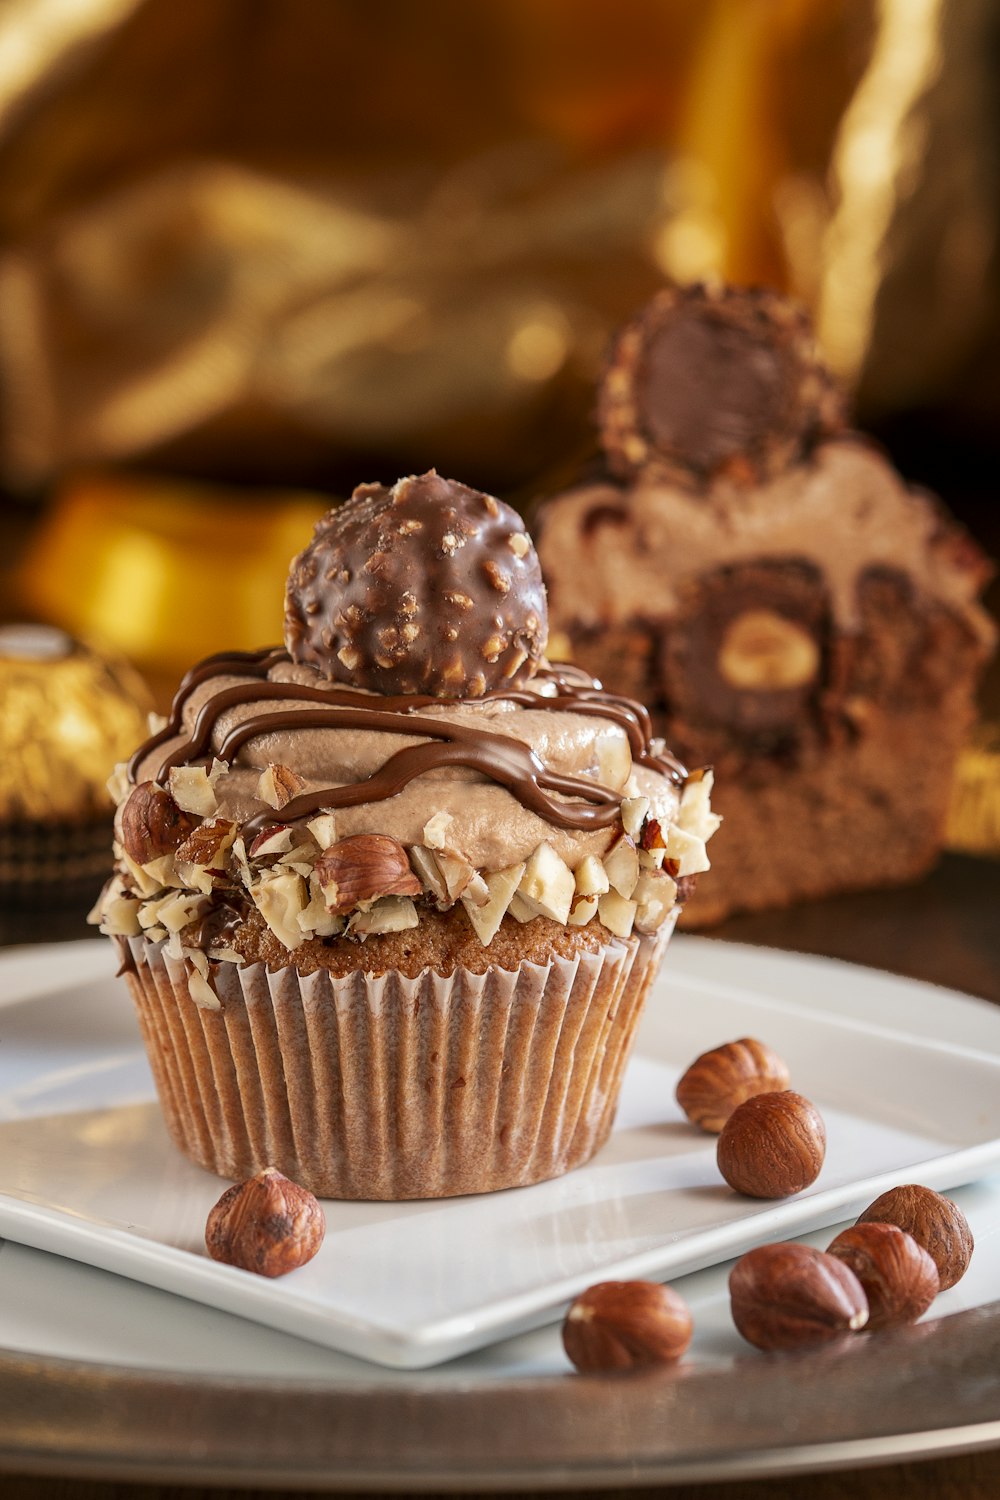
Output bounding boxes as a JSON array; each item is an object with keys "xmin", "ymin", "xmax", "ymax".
[{"xmin": 130, "ymin": 648, "xmax": 686, "ymax": 837}]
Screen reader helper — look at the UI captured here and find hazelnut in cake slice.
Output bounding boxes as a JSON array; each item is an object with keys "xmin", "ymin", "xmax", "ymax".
[
  {"xmin": 92, "ymin": 471, "xmax": 715, "ymax": 1199},
  {"xmin": 536, "ymin": 284, "xmax": 994, "ymax": 926}
]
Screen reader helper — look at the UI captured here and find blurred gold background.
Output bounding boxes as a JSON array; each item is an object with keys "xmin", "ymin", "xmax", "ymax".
[{"xmin": 0, "ymin": 0, "xmax": 997, "ymax": 697}]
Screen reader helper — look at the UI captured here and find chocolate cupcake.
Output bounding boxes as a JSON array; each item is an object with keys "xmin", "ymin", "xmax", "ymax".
[
  {"xmin": 537, "ymin": 285, "xmax": 995, "ymax": 926},
  {"xmin": 91, "ymin": 472, "xmax": 715, "ymax": 1199}
]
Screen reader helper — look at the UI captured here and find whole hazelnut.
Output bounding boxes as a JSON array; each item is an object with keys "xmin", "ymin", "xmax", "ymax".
[
  {"xmin": 120, "ymin": 781, "xmax": 197, "ymax": 866},
  {"xmin": 729, "ymin": 1243, "xmax": 869, "ymax": 1351},
  {"xmin": 716, "ymin": 1090, "xmax": 825, "ymax": 1198},
  {"xmin": 826, "ymin": 1222, "xmax": 938, "ymax": 1331},
  {"xmin": 675, "ymin": 1037, "xmax": 791, "ymax": 1133},
  {"xmin": 562, "ymin": 1280, "xmax": 693, "ymax": 1373},
  {"xmin": 717, "ymin": 610, "xmax": 820, "ymax": 692},
  {"xmin": 205, "ymin": 1168, "xmax": 326, "ymax": 1278},
  {"xmin": 857, "ymin": 1184, "xmax": 973, "ymax": 1291}
]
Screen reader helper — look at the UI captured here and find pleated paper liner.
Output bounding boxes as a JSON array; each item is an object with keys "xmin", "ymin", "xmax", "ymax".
[
  {"xmin": 117, "ymin": 919, "xmax": 675, "ymax": 1200},
  {"xmin": 0, "ymin": 818, "xmax": 113, "ymax": 904}
]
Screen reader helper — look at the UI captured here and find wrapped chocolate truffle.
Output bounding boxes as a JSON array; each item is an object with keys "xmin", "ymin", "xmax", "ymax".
[
  {"xmin": 0, "ymin": 625, "xmax": 151, "ymax": 902},
  {"xmin": 91, "ymin": 473, "xmax": 716, "ymax": 1200},
  {"xmin": 537, "ymin": 284, "xmax": 995, "ymax": 926}
]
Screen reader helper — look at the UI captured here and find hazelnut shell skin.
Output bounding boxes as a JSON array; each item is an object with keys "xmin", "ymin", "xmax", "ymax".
[
  {"xmin": 827, "ymin": 1222, "xmax": 939, "ymax": 1331},
  {"xmin": 857, "ymin": 1184, "xmax": 973, "ymax": 1291},
  {"xmin": 716, "ymin": 1090, "xmax": 826, "ymax": 1198},
  {"xmin": 120, "ymin": 781, "xmax": 197, "ymax": 865},
  {"xmin": 205, "ymin": 1168, "xmax": 325, "ymax": 1278},
  {"xmin": 675, "ymin": 1037, "xmax": 791, "ymax": 1133},
  {"xmin": 729, "ymin": 1242, "xmax": 869, "ymax": 1351},
  {"xmin": 562, "ymin": 1280, "xmax": 693, "ymax": 1373}
]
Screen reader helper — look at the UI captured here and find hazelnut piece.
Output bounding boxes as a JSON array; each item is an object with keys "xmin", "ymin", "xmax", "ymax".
[
  {"xmin": 716, "ymin": 1090, "xmax": 825, "ymax": 1198},
  {"xmin": 562, "ymin": 1280, "xmax": 693, "ymax": 1373},
  {"xmin": 717, "ymin": 609, "xmax": 820, "ymax": 691},
  {"xmin": 256, "ymin": 763, "xmax": 307, "ymax": 810},
  {"xmin": 675, "ymin": 1037, "xmax": 791, "ymax": 1133},
  {"xmin": 730, "ymin": 1243, "xmax": 869, "ymax": 1351},
  {"xmin": 827, "ymin": 1222, "xmax": 938, "ymax": 1331},
  {"xmin": 315, "ymin": 834, "xmax": 422, "ymax": 914},
  {"xmin": 205, "ymin": 1168, "xmax": 325, "ymax": 1278},
  {"xmin": 857, "ymin": 1184, "xmax": 973, "ymax": 1291},
  {"xmin": 174, "ymin": 818, "xmax": 236, "ymax": 870},
  {"xmin": 120, "ymin": 781, "xmax": 197, "ymax": 866}
]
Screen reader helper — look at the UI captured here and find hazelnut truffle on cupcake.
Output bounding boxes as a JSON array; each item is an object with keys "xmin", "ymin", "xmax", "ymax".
[{"xmin": 92, "ymin": 472, "xmax": 717, "ymax": 1199}]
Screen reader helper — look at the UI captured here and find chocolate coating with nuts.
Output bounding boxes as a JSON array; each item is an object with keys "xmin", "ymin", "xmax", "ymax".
[
  {"xmin": 284, "ymin": 471, "xmax": 548, "ymax": 697},
  {"xmin": 597, "ymin": 283, "xmax": 845, "ymax": 489}
]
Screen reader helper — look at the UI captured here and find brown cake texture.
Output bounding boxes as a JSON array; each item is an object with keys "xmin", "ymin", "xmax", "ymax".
[
  {"xmin": 536, "ymin": 283, "xmax": 995, "ymax": 927},
  {"xmin": 223, "ymin": 901, "xmax": 615, "ymax": 977}
]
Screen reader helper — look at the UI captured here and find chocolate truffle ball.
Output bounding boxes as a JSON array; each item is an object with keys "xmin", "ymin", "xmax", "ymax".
[
  {"xmin": 284, "ymin": 471, "xmax": 548, "ymax": 697},
  {"xmin": 597, "ymin": 283, "xmax": 845, "ymax": 489}
]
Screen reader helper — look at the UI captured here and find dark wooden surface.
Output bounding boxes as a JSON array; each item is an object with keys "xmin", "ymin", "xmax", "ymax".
[
  {"xmin": 1, "ymin": 1462, "xmax": 1000, "ymax": 1500},
  {"xmin": 2, "ymin": 851, "xmax": 1000, "ymax": 1498}
]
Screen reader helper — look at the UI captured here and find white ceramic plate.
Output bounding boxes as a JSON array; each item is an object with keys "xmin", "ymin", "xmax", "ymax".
[{"xmin": 2, "ymin": 937, "xmax": 1000, "ymax": 1370}]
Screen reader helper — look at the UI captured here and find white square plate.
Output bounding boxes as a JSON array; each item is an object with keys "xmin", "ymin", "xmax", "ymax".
[{"xmin": 2, "ymin": 936, "xmax": 1000, "ymax": 1369}]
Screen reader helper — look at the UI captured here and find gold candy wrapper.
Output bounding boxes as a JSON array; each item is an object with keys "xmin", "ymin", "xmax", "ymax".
[
  {"xmin": 15, "ymin": 472, "xmax": 327, "ymax": 682},
  {"xmin": 947, "ymin": 724, "xmax": 1000, "ymax": 858},
  {"xmin": 0, "ymin": 625, "xmax": 151, "ymax": 893},
  {"xmin": 0, "ymin": 1, "xmax": 993, "ymax": 495}
]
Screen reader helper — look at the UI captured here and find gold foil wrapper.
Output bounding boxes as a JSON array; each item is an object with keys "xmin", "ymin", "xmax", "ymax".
[
  {"xmin": 0, "ymin": 624, "xmax": 150, "ymax": 823},
  {"xmin": 15, "ymin": 472, "xmax": 327, "ymax": 683},
  {"xmin": 947, "ymin": 724, "xmax": 1000, "ymax": 858},
  {"xmin": 0, "ymin": 1, "xmax": 990, "ymax": 491},
  {"xmin": 0, "ymin": 0, "xmax": 874, "ymax": 494}
]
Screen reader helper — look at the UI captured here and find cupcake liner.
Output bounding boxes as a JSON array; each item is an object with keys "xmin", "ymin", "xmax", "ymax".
[{"xmin": 118, "ymin": 917, "xmax": 676, "ymax": 1200}]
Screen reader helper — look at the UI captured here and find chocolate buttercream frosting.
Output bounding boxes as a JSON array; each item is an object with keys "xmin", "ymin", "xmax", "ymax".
[{"xmin": 129, "ymin": 649, "xmax": 685, "ymax": 859}]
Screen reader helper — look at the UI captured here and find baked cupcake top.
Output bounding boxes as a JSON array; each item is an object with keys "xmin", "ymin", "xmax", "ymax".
[{"xmin": 92, "ymin": 473, "xmax": 716, "ymax": 984}]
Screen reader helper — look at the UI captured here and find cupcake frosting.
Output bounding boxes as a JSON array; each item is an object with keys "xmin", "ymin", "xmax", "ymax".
[
  {"xmin": 94, "ymin": 473, "xmax": 715, "ymax": 978},
  {"xmin": 130, "ymin": 655, "xmax": 685, "ymax": 869},
  {"xmin": 538, "ymin": 438, "xmax": 994, "ymax": 645}
]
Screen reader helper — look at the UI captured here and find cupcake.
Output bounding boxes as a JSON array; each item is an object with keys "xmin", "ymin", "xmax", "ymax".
[
  {"xmin": 91, "ymin": 472, "xmax": 715, "ymax": 1199},
  {"xmin": 536, "ymin": 284, "xmax": 995, "ymax": 926}
]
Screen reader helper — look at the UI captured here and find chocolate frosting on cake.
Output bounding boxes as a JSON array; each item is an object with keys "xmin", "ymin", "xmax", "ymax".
[
  {"xmin": 538, "ymin": 439, "xmax": 993, "ymax": 645},
  {"xmin": 128, "ymin": 651, "xmax": 685, "ymax": 871}
]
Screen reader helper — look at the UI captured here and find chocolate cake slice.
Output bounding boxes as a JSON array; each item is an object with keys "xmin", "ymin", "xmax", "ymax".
[{"xmin": 536, "ymin": 283, "xmax": 995, "ymax": 926}]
